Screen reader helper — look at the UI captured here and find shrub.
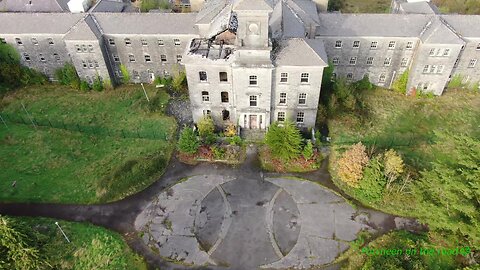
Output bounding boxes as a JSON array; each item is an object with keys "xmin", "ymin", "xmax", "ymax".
[
  {"xmin": 356, "ymin": 157, "xmax": 386, "ymax": 202},
  {"xmin": 140, "ymin": 0, "xmax": 159, "ymax": 12},
  {"xmin": 224, "ymin": 123, "xmax": 236, "ymax": 137},
  {"xmin": 265, "ymin": 120, "xmax": 302, "ymax": 161},
  {"xmin": 353, "ymin": 75, "xmax": 374, "ymax": 91},
  {"xmin": 120, "ymin": 64, "xmax": 130, "ymax": 84},
  {"xmin": 448, "ymin": 74, "xmax": 464, "ymax": 89},
  {"xmin": 336, "ymin": 142, "xmax": 369, "ymax": 187},
  {"xmin": 55, "ymin": 63, "xmax": 80, "ymax": 89},
  {"xmin": 92, "ymin": 76, "xmax": 104, "ymax": 92},
  {"xmin": 177, "ymin": 127, "xmax": 199, "ymax": 154},
  {"xmin": 302, "ymin": 140, "xmax": 314, "ymax": 160},
  {"xmin": 211, "ymin": 146, "xmax": 226, "ymax": 160},
  {"xmin": 228, "ymin": 135, "xmax": 242, "ymax": 146},
  {"xmin": 383, "ymin": 149, "xmax": 404, "ymax": 189},
  {"xmin": 392, "ymin": 69, "xmax": 409, "ymax": 94},
  {"xmin": 171, "ymin": 71, "xmax": 187, "ymax": 95},
  {"xmin": 197, "ymin": 116, "xmax": 215, "ymax": 138},
  {"xmin": 80, "ymin": 80, "xmax": 91, "ymax": 91}
]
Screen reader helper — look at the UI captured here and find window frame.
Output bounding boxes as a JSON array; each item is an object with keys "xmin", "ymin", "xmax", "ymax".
[
  {"xmin": 15, "ymin": 38, "xmax": 23, "ymax": 46},
  {"xmin": 370, "ymin": 41, "xmax": 378, "ymax": 49},
  {"xmin": 176, "ymin": 55, "xmax": 182, "ymax": 63},
  {"xmin": 352, "ymin": 40, "xmax": 360, "ymax": 48},
  {"xmin": 388, "ymin": 41, "xmax": 396, "ymax": 49},
  {"xmin": 298, "ymin": 93, "xmax": 307, "ymax": 105},
  {"xmin": 349, "ymin": 57, "xmax": 357, "ymax": 65},
  {"xmin": 400, "ymin": 58, "xmax": 408, "ymax": 67},
  {"xmin": 277, "ymin": 112, "xmax": 285, "ymax": 122},
  {"xmin": 199, "ymin": 71, "xmax": 207, "ymax": 82},
  {"xmin": 23, "ymin": 52, "xmax": 31, "ymax": 62},
  {"xmin": 279, "ymin": 92, "xmax": 287, "ymax": 105},
  {"xmin": 280, "ymin": 72, "xmax": 288, "ymax": 83},
  {"xmin": 128, "ymin": 54, "xmax": 135, "ymax": 62},
  {"xmin": 384, "ymin": 57, "xmax": 392, "ymax": 66},
  {"xmin": 141, "ymin": 39, "xmax": 148, "ymax": 46},
  {"xmin": 219, "ymin": 72, "xmax": 228, "ymax": 82},
  {"xmin": 144, "ymin": 54, "xmax": 152, "ymax": 62},
  {"xmin": 468, "ymin": 59, "xmax": 477, "ymax": 68},
  {"xmin": 366, "ymin": 57, "xmax": 374, "ymax": 65},
  {"xmin": 124, "ymin": 38, "xmax": 131, "ymax": 46},
  {"xmin": 249, "ymin": 95, "xmax": 258, "ymax": 107},
  {"xmin": 379, "ymin": 74, "xmax": 386, "ymax": 83},
  {"xmin": 108, "ymin": 38, "xmax": 115, "ymax": 46},
  {"xmin": 202, "ymin": 91, "xmax": 210, "ymax": 102},
  {"xmin": 296, "ymin": 111, "xmax": 304, "ymax": 123},
  {"xmin": 300, "ymin": 73, "xmax": 309, "ymax": 83},
  {"xmin": 249, "ymin": 75, "xmax": 258, "ymax": 86},
  {"xmin": 406, "ymin": 41, "xmax": 413, "ymax": 49},
  {"xmin": 160, "ymin": 54, "xmax": 167, "ymax": 63},
  {"xmin": 221, "ymin": 91, "xmax": 229, "ymax": 103},
  {"xmin": 332, "ymin": 57, "xmax": 339, "ymax": 65},
  {"xmin": 47, "ymin": 38, "xmax": 55, "ymax": 45},
  {"xmin": 335, "ymin": 40, "xmax": 342, "ymax": 48},
  {"xmin": 174, "ymin": 38, "xmax": 181, "ymax": 46}
]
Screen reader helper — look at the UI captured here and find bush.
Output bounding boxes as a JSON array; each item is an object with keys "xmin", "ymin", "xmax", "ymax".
[
  {"xmin": 211, "ymin": 146, "xmax": 226, "ymax": 160},
  {"xmin": 92, "ymin": 76, "xmax": 104, "ymax": 92},
  {"xmin": 265, "ymin": 120, "xmax": 302, "ymax": 161},
  {"xmin": 227, "ymin": 135, "xmax": 242, "ymax": 146},
  {"xmin": 224, "ymin": 123, "xmax": 236, "ymax": 137},
  {"xmin": 80, "ymin": 80, "xmax": 91, "ymax": 91},
  {"xmin": 177, "ymin": 127, "xmax": 199, "ymax": 154},
  {"xmin": 55, "ymin": 63, "xmax": 80, "ymax": 89},
  {"xmin": 171, "ymin": 71, "xmax": 187, "ymax": 95},
  {"xmin": 140, "ymin": 0, "xmax": 159, "ymax": 12},
  {"xmin": 355, "ymin": 157, "xmax": 386, "ymax": 202},
  {"xmin": 302, "ymin": 140, "xmax": 314, "ymax": 160},
  {"xmin": 383, "ymin": 149, "xmax": 404, "ymax": 189},
  {"xmin": 353, "ymin": 75, "xmax": 374, "ymax": 91},
  {"xmin": 197, "ymin": 116, "xmax": 215, "ymax": 138},
  {"xmin": 120, "ymin": 64, "xmax": 130, "ymax": 84},
  {"xmin": 392, "ymin": 69, "xmax": 409, "ymax": 94},
  {"xmin": 336, "ymin": 142, "xmax": 369, "ymax": 187}
]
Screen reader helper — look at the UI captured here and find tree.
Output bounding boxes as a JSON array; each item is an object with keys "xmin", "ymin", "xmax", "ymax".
[
  {"xmin": 302, "ymin": 140, "xmax": 314, "ymax": 160},
  {"xmin": 356, "ymin": 157, "xmax": 386, "ymax": 202},
  {"xmin": 55, "ymin": 63, "xmax": 80, "ymax": 89},
  {"xmin": 171, "ymin": 71, "xmax": 187, "ymax": 95},
  {"xmin": 392, "ymin": 69, "xmax": 409, "ymax": 94},
  {"xmin": 383, "ymin": 149, "xmax": 404, "ymax": 189},
  {"xmin": 119, "ymin": 64, "xmax": 130, "ymax": 84},
  {"xmin": 265, "ymin": 120, "xmax": 302, "ymax": 161},
  {"xmin": 197, "ymin": 116, "xmax": 215, "ymax": 138},
  {"xmin": 336, "ymin": 142, "xmax": 369, "ymax": 187},
  {"xmin": 177, "ymin": 127, "xmax": 199, "ymax": 154},
  {"xmin": 92, "ymin": 75, "xmax": 104, "ymax": 92}
]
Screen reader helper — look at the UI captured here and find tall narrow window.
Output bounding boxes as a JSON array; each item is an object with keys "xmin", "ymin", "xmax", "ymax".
[
  {"xmin": 160, "ymin": 55, "xmax": 167, "ymax": 62},
  {"xmin": 279, "ymin": 93, "xmax": 287, "ymax": 105},
  {"xmin": 202, "ymin": 91, "xmax": 210, "ymax": 102},
  {"xmin": 468, "ymin": 59, "xmax": 477, "ymax": 68},
  {"xmin": 219, "ymin": 72, "xmax": 228, "ymax": 82},
  {"xmin": 406, "ymin": 41, "xmax": 413, "ymax": 49},
  {"xmin": 388, "ymin": 41, "xmax": 396, "ymax": 49},
  {"xmin": 199, "ymin": 71, "xmax": 207, "ymax": 82},
  {"xmin": 353, "ymin": 41, "xmax": 360, "ymax": 48},
  {"xmin": 249, "ymin": 95, "xmax": 257, "ymax": 106},
  {"xmin": 384, "ymin": 58, "xmax": 392, "ymax": 66},
  {"xmin": 47, "ymin": 38, "xmax": 54, "ymax": 45},
  {"xmin": 221, "ymin": 92, "xmax": 229, "ymax": 103},
  {"xmin": 296, "ymin": 112, "xmax": 304, "ymax": 123},
  {"xmin": 379, "ymin": 74, "xmax": 386, "ymax": 83},
  {"xmin": 141, "ymin": 39, "xmax": 148, "ymax": 46},
  {"xmin": 94, "ymin": 60, "xmax": 99, "ymax": 68},
  {"xmin": 366, "ymin": 57, "xmax": 374, "ymax": 65},
  {"xmin": 222, "ymin": 110, "xmax": 230, "ymax": 121},
  {"xmin": 129, "ymin": 54, "xmax": 135, "ymax": 62},
  {"xmin": 82, "ymin": 60, "xmax": 87, "ymax": 68},
  {"xmin": 125, "ymin": 38, "xmax": 131, "ymax": 46},
  {"xmin": 370, "ymin": 41, "xmax": 378, "ymax": 49},
  {"xmin": 429, "ymin": 48, "xmax": 436, "ymax": 56},
  {"xmin": 144, "ymin": 54, "xmax": 151, "ymax": 62},
  {"xmin": 277, "ymin": 112, "xmax": 285, "ymax": 122},
  {"xmin": 443, "ymin": 48, "xmax": 450, "ymax": 56},
  {"xmin": 401, "ymin": 58, "xmax": 408, "ymax": 67},
  {"xmin": 176, "ymin": 55, "xmax": 182, "ymax": 63},
  {"xmin": 349, "ymin": 57, "xmax": 357, "ymax": 65},
  {"xmin": 249, "ymin": 75, "xmax": 257, "ymax": 85},
  {"xmin": 300, "ymin": 73, "xmax": 309, "ymax": 83},
  {"xmin": 332, "ymin": 57, "xmax": 339, "ymax": 65},
  {"xmin": 423, "ymin": 65, "xmax": 429, "ymax": 73},
  {"xmin": 174, "ymin": 38, "xmax": 181, "ymax": 46},
  {"xmin": 108, "ymin": 38, "xmax": 115, "ymax": 45},
  {"xmin": 280, "ymin": 72, "xmax": 288, "ymax": 83},
  {"xmin": 88, "ymin": 45, "xmax": 93, "ymax": 52},
  {"xmin": 335, "ymin": 40, "xmax": 342, "ymax": 48},
  {"xmin": 298, "ymin": 93, "xmax": 306, "ymax": 105}
]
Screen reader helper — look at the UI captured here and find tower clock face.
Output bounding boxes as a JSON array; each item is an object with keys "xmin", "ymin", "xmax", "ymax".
[{"xmin": 248, "ymin": 22, "xmax": 259, "ymax": 35}]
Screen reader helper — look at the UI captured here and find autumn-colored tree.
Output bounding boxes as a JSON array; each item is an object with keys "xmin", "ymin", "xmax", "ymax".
[
  {"xmin": 197, "ymin": 116, "xmax": 215, "ymax": 138},
  {"xmin": 336, "ymin": 142, "xmax": 369, "ymax": 187},
  {"xmin": 383, "ymin": 149, "xmax": 404, "ymax": 189}
]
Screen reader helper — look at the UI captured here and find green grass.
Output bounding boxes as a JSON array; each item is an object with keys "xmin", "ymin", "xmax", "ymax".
[
  {"xmin": 329, "ymin": 0, "xmax": 480, "ymax": 14},
  {"xmin": 0, "ymin": 85, "xmax": 176, "ymax": 203},
  {"xmin": 3, "ymin": 216, "xmax": 147, "ymax": 270}
]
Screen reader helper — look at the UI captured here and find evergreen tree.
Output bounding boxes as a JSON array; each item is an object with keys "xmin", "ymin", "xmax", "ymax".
[
  {"xmin": 177, "ymin": 127, "xmax": 199, "ymax": 154},
  {"xmin": 302, "ymin": 140, "xmax": 314, "ymax": 160},
  {"xmin": 265, "ymin": 120, "xmax": 302, "ymax": 161}
]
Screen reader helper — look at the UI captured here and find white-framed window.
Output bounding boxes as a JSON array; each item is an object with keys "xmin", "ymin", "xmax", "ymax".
[
  {"xmin": 423, "ymin": 65, "xmax": 429, "ymax": 73},
  {"xmin": 353, "ymin": 41, "xmax": 360, "ymax": 48},
  {"xmin": 430, "ymin": 65, "xmax": 437, "ymax": 73},
  {"xmin": 279, "ymin": 93, "xmax": 287, "ymax": 105},
  {"xmin": 301, "ymin": 73, "xmax": 309, "ymax": 83},
  {"xmin": 141, "ymin": 39, "xmax": 148, "ymax": 46},
  {"xmin": 379, "ymin": 74, "xmax": 386, "ymax": 83},
  {"xmin": 249, "ymin": 95, "xmax": 258, "ymax": 106},
  {"xmin": 418, "ymin": 82, "xmax": 429, "ymax": 91},
  {"xmin": 346, "ymin": 73, "xmax": 353, "ymax": 80},
  {"xmin": 31, "ymin": 38, "xmax": 38, "ymax": 45},
  {"xmin": 108, "ymin": 38, "xmax": 115, "ymax": 46},
  {"xmin": 88, "ymin": 44, "xmax": 93, "ymax": 52},
  {"xmin": 332, "ymin": 57, "xmax": 339, "ymax": 65},
  {"xmin": 277, "ymin": 112, "xmax": 285, "ymax": 122},
  {"xmin": 335, "ymin": 40, "xmax": 342, "ymax": 48},
  {"xmin": 384, "ymin": 57, "xmax": 391, "ymax": 66},
  {"xmin": 468, "ymin": 59, "xmax": 477, "ymax": 68},
  {"xmin": 158, "ymin": 39, "xmax": 164, "ymax": 46},
  {"xmin": 437, "ymin": 65, "xmax": 444, "ymax": 74},
  {"xmin": 53, "ymin": 53, "xmax": 60, "ymax": 61},
  {"xmin": 202, "ymin": 91, "xmax": 210, "ymax": 102},
  {"xmin": 88, "ymin": 60, "xmax": 93, "ymax": 68},
  {"xmin": 94, "ymin": 60, "xmax": 99, "ymax": 68},
  {"xmin": 199, "ymin": 71, "xmax": 207, "ymax": 82},
  {"xmin": 75, "ymin": 44, "xmax": 81, "ymax": 52},
  {"xmin": 23, "ymin": 53, "xmax": 31, "ymax": 62},
  {"xmin": 406, "ymin": 41, "xmax": 413, "ymax": 49},
  {"xmin": 366, "ymin": 57, "xmax": 374, "ymax": 65},
  {"xmin": 39, "ymin": 53, "xmax": 46, "ymax": 62},
  {"xmin": 219, "ymin": 72, "xmax": 228, "ymax": 82},
  {"xmin": 280, "ymin": 72, "xmax": 288, "ymax": 83},
  {"xmin": 47, "ymin": 38, "xmax": 54, "ymax": 45},
  {"xmin": 160, "ymin": 55, "xmax": 167, "ymax": 63},
  {"xmin": 174, "ymin": 38, "xmax": 181, "ymax": 46},
  {"xmin": 370, "ymin": 41, "xmax": 378, "ymax": 49},
  {"xmin": 145, "ymin": 54, "xmax": 151, "ymax": 62},
  {"xmin": 125, "ymin": 38, "xmax": 131, "ymax": 46},
  {"xmin": 113, "ymin": 55, "xmax": 120, "ymax": 62},
  {"xmin": 203, "ymin": 110, "xmax": 211, "ymax": 116},
  {"xmin": 249, "ymin": 75, "xmax": 257, "ymax": 85},
  {"xmin": 443, "ymin": 48, "xmax": 451, "ymax": 56},
  {"xmin": 401, "ymin": 58, "xmax": 408, "ymax": 67},
  {"xmin": 81, "ymin": 45, "xmax": 88, "ymax": 52},
  {"xmin": 15, "ymin": 38, "xmax": 23, "ymax": 45},
  {"xmin": 429, "ymin": 48, "xmax": 436, "ymax": 56},
  {"xmin": 296, "ymin": 112, "xmax": 304, "ymax": 123},
  {"xmin": 388, "ymin": 41, "xmax": 396, "ymax": 49},
  {"xmin": 176, "ymin": 55, "xmax": 182, "ymax": 63},
  {"xmin": 349, "ymin": 57, "xmax": 357, "ymax": 65},
  {"xmin": 128, "ymin": 54, "xmax": 135, "ymax": 62},
  {"xmin": 298, "ymin": 93, "xmax": 306, "ymax": 105}
]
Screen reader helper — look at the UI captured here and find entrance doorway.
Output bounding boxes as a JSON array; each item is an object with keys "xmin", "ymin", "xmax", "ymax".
[{"xmin": 249, "ymin": 115, "xmax": 258, "ymax": 129}]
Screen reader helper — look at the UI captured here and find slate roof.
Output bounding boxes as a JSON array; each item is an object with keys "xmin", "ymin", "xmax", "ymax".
[
  {"xmin": 0, "ymin": 13, "xmax": 84, "ymax": 34},
  {"xmin": 399, "ymin": 1, "xmax": 439, "ymax": 14},
  {"xmin": 316, "ymin": 13, "xmax": 432, "ymax": 37},
  {"xmin": 65, "ymin": 14, "xmax": 102, "ymax": 40},
  {"xmin": 93, "ymin": 13, "xmax": 198, "ymax": 35},
  {"xmin": 441, "ymin": 15, "xmax": 480, "ymax": 38},
  {"xmin": 233, "ymin": 0, "xmax": 273, "ymax": 11},
  {"xmin": 196, "ymin": 0, "xmax": 231, "ymax": 24},
  {"xmin": 420, "ymin": 16, "xmax": 463, "ymax": 44},
  {"xmin": 0, "ymin": 0, "xmax": 69, "ymax": 12},
  {"xmin": 274, "ymin": 38, "xmax": 328, "ymax": 66},
  {"xmin": 91, "ymin": 0, "xmax": 126, "ymax": 12}
]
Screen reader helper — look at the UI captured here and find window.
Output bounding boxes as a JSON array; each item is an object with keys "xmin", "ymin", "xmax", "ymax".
[
  {"xmin": 349, "ymin": 57, "xmax": 357, "ymax": 65},
  {"xmin": 141, "ymin": 39, "xmax": 148, "ymax": 46},
  {"xmin": 437, "ymin": 65, "xmax": 444, "ymax": 74},
  {"xmin": 0, "ymin": 38, "xmax": 6, "ymax": 44},
  {"xmin": 128, "ymin": 54, "xmax": 135, "ymax": 62},
  {"xmin": 174, "ymin": 39, "xmax": 181, "ymax": 46},
  {"xmin": 23, "ymin": 53, "xmax": 31, "ymax": 62},
  {"xmin": 39, "ymin": 54, "xmax": 46, "ymax": 62},
  {"xmin": 249, "ymin": 95, "xmax": 257, "ymax": 106},
  {"xmin": 82, "ymin": 60, "xmax": 87, "ymax": 68},
  {"xmin": 406, "ymin": 41, "xmax": 413, "ymax": 49},
  {"xmin": 363, "ymin": 57, "xmax": 373, "ymax": 66},
  {"xmin": 113, "ymin": 54, "xmax": 120, "ymax": 62},
  {"xmin": 125, "ymin": 38, "xmax": 131, "ymax": 46},
  {"xmin": 158, "ymin": 39, "xmax": 164, "ymax": 46},
  {"xmin": 423, "ymin": 65, "xmax": 429, "ymax": 73},
  {"xmin": 296, "ymin": 112, "xmax": 304, "ymax": 123},
  {"xmin": 88, "ymin": 60, "xmax": 94, "ymax": 68},
  {"xmin": 143, "ymin": 54, "xmax": 151, "ymax": 62},
  {"xmin": 31, "ymin": 38, "xmax": 38, "ymax": 45},
  {"xmin": 249, "ymin": 75, "xmax": 257, "ymax": 85},
  {"xmin": 429, "ymin": 48, "xmax": 436, "ymax": 56},
  {"xmin": 280, "ymin": 72, "xmax": 288, "ymax": 83},
  {"xmin": 47, "ymin": 38, "xmax": 54, "ymax": 45},
  {"xmin": 300, "ymin": 73, "xmax": 309, "ymax": 83},
  {"xmin": 219, "ymin": 72, "xmax": 228, "ymax": 82},
  {"xmin": 379, "ymin": 74, "xmax": 386, "ymax": 83},
  {"xmin": 82, "ymin": 45, "xmax": 88, "ymax": 52},
  {"xmin": 88, "ymin": 45, "xmax": 93, "ymax": 52},
  {"xmin": 221, "ymin": 92, "xmax": 229, "ymax": 103},
  {"xmin": 222, "ymin": 110, "xmax": 230, "ymax": 121},
  {"xmin": 160, "ymin": 55, "xmax": 167, "ymax": 62},
  {"xmin": 346, "ymin": 73, "xmax": 353, "ymax": 80},
  {"xmin": 332, "ymin": 57, "xmax": 339, "ymax": 65},
  {"xmin": 203, "ymin": 110, "xmax": 211, "ymax": 116},
  {"xmin": 279, "ymin": 93, "xmax": 287, "ymax": 105},
  {"xmin": 331, "ymin": 73, "xmax": 337, "ymax": 81},
  {"xmin": 75, "ymin": 44, "xmax": 81, "ymax": 52},
  {"xmin": 298, "ymin": 93, "xmax": 306, "ymax": 105},
  {"xmin": 353, "ymin": 40, "xmax": 360, "ymax": 48},
  {"xmin": 388, "ymin": 41, "xmax": 396, "ymax": 49},
  {"xmin": 133, "ymin": 70, "xmax": 140, "ymax": 80},
  {"xmin": 384, "ymin": 58, "xmax": 391, "ymax": 66},
  {"xmin": 108, "ymin": 38, "xmax": 115, "ymax": 45},
  {"xmin": 176, "ymin": 55, "xmax": 182, "ymax": 63},
  {"xmin": 277, "ymin": 112, "xmax": 285, "ymax": 122},
  {"xmin": 202, "ymin": 91, "xmax": 210, "ymax": 102},
  {"xmin": 199, "ymin": 71, "xmax": 207, "ymax": 82},
  {"xmin": 370, "ymin": 41, "xmax": 378, "ymax": 49},
  {"xmin": 94, "ymin": 60, "xmax": 99, "ymax": 68},
  {"xmin": 15, "ymin": 38, "xmax": 23, "ymax": 45},
  {"xmin": 443, "ymin": 48, "xmax": 450, "ymax": 56},
  {"xmin": 430, "ymin": 65, "xmax": 437, "ymax": 73},
  {"xmin": 335, "ymin": 40, "xmax": 342, "ymax": 48},
  {"xmin": 468, "ymin": 59, "xmax": 477, "ymax": 68},
  {"xmin": 53, "ymin": 53, "xmax": 60, "ymax": 61},
  {"xmin": 401, "ymin": 58, "xmax": 408, "ymax": 67}
]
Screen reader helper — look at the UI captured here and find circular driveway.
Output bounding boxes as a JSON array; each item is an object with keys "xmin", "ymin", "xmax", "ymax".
[{"xmin": 135, "ymin": 175, "xmax": 369, "ymax": 269}]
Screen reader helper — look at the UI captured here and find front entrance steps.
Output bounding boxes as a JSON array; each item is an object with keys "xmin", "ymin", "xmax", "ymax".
[{"xmin": 240, "ymin": 128, "xmax": 266, "ymax": 142}]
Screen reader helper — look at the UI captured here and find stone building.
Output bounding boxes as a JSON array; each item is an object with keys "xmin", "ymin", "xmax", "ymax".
[{"xmin": 0, "ymin": 0, "xmax": 479, "ymax": 131}]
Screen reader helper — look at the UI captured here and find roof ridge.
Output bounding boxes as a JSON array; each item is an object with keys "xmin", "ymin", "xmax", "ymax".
[
  {"xmin": 303, "ymin": 38, "xmax": 324, "ymax": 64},
  {"xmin": 63, "ymin": 13, "xmax": 88, "ymax": 37}
]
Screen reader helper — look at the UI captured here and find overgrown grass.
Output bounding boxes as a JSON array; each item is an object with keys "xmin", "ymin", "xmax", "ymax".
[
  {"xmin": 329, "ymin": 0, "xmax": 480, "ymax": 14},
  {"xmin": 0, "ymin": 85, "xmax": 176, "ymax": 203},
  {"xmin": 3, "ymin": 216, "xmax": 147, "ymax": 270}
]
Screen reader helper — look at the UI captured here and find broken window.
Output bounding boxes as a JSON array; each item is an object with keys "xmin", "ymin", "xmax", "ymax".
[
  {"xmin": 222, "ymin": 110, "xmax": 230, "ymax": 121},
  {"xmin": 219, "ymin": 72, "xmax": 228, "ymax": 82},
  {"xmin": 199, "ymin": 71, "xmax": 207, "ymax": 82},
  {"xmin": 221, "ymin": 92, "xmax": 229, "ymax": 103}
]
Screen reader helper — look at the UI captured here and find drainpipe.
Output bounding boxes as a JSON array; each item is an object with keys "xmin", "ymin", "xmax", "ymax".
[{"xmin": 389, "ymin": 70, "xmax": 396, "ymax": 89}]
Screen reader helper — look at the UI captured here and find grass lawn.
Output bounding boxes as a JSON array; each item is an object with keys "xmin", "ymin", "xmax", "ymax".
[
  {"xmin": 329, "ymin": 0, "xmax": 480, "ymax": 14},
  {"xmin": 2, "ymin": 215, "xmax": 147, "ymax": 270},
  {"xmin": 0, "ymin": 84, "xmax": 176, "ymax": 204}
]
